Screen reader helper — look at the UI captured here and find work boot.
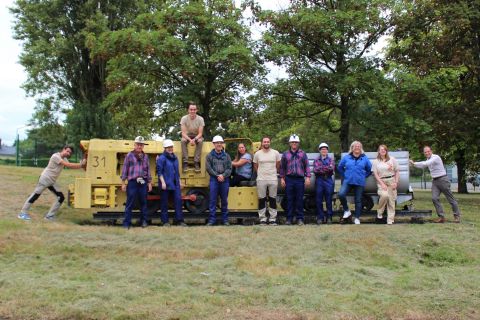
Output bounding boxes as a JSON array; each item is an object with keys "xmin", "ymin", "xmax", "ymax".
[
  {"xmin": 433, "ymin": 217, "xmax": 446, "ymax": 223},
  {"xmin": 194, "ymin": 162, "xmax": 201, "ymax": 173}
]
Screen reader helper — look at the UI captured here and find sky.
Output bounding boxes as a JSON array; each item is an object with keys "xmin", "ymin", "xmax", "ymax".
[{"xmin": 0, "ymin": 0, "xmax": 287, "ymax": 146}]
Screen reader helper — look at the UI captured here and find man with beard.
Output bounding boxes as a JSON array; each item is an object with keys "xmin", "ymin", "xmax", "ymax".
[
  {"xmin": 253, "ymin": 136, "xmax": 281, "ymax": 225},
  {"xmin": 120, "ymin": 136, "xmax": 153, "ymax": 229}
]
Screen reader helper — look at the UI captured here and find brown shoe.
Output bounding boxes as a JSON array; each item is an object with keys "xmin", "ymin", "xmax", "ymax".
[
  {"xmin": 194, "ymin": 162, "xmax": 201, "ymax": 173},
  {"xmin": 433, "ymin": 217, "xmax": 446, "ymax": 223},
  {"xmin": 453, "ymin": 215, "xmax": 461, "ymax": 223}
]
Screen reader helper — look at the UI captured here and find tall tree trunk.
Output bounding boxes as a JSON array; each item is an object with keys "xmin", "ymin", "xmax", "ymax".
[
  {"xmin": 455, "ymin": 148, "xmax": 468, "ymax": 194},
  {"xmin": 339, "ymin": 95, "xmax": 350, "ymax": 152}
]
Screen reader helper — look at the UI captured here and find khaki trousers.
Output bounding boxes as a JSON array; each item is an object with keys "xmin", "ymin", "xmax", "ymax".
[
  {"xmin": 256, "ymin": 180, "xmax": 278, "ymax": 222},
  {"xmin": 181, "ymin": 137, "xmax": 203, "ymax": 163},
  {"xmin": 377, "ymin": 177, "xmax": 397, "ymax": 224}
]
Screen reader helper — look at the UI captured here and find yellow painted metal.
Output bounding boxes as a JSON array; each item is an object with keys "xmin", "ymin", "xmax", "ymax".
[
  {"xmin": 71, "ymin": 138, "xmax": 261, "ymax": 211},
  {"xmin": 74, "ymin": 178, "xmax": 91, "ymax": 208},
  {"xmin": 228, "ymin": 187, "xmax": 258, "ymax": 211},
  {"xmin": 93, "ymin": 187, "xmax": 108, "ymax": 206},
  {"xmin": 108, "ymin": 185, "xmax": 116, "ymax": 208}
]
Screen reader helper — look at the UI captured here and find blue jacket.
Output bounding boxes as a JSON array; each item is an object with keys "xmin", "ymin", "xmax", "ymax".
[
  {"xmin": 337, "ymin": 153, "xmax": 372, "ymax": 186},
  {"xmin": 156, "ymin": 152, "xmax": 180, "ymax": 190}
]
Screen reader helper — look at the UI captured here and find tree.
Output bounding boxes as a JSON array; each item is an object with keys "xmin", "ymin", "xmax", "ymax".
[
  {"xmin": 10, "ymin": 0, "xmax": 147, "ymax": 143},
  {"xmin": 251, "ymin": 0, "xmax": 397, "ymax": 151},
  {"xmin": 88, "ymin": 0, "xmax": 264, "ymax": 140},
  {"xmin": 387, "ymin": 0, "xmax": 480, "ymax": 193}
]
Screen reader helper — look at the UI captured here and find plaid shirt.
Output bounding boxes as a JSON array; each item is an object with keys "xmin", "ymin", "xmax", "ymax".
[
  {"xmin": 313, "ymin": 156, "xmax": 335, "ymax": 177},
  {"xmin": 121, "ymin": 151, "xmax": 152, "ymax": 182},
  {"xmin": 280, "ymin": 149, "xmax": 311, "ymax": 178}
]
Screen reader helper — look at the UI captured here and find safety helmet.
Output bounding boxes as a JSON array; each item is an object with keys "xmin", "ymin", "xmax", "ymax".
[
  {"xmin": 212, "ymin": 135, "xmax": 224, "ymax": 143},
  {"xmin": 289, "ymin": 134, "xmax": 300, "ymax": 143},
  {"xmin": 134, "ymin": 136, "xmax": 148, "ymax": 145},
  {"xmin": 318, "ymin": 142, "xmax": 329, "ymax": 150},
  {"xmin": 163, "ymin": 139, "xmax": 174, "ymax": 148}
]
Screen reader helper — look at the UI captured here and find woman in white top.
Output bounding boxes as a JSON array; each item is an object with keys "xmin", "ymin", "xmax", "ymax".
[{"xmin": 372, "ymin": 145, "xmax": 400, "ymax": 224}]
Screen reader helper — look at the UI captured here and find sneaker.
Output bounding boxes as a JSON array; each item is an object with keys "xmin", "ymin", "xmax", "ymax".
[
  {"xmin": 316, "ymin": 218, "xmax": 323, "ymax": 225},
  {"xmin": 434, "ymin": 217, "xmax": 446, "ymax": 223},
  {"xmin": 223, "ymin": 222, "xmax": 230, "ymax": 226},
  {"xmin": 326, "ymin": 217, "xmax": 333, "ymax": 224},
  {"xmin": 260, "ymin": 221, "xmax": 267, "ymax": 226},
  {"xmin": 182, "ymin": 162, "xmax": 188, "ymax": 173},
  {"xmin": 178, "ymin": 222, "xmax": 188, "ymax": 227},
  {"xmin": 297, "ymin": 220, "xmax": 305, "ymax": 226},
  {"xmin": 194, "ymin": 162, "xmax": 201, "ymax": 173},
  {"xmin": 285, "ymin": 220, "xmax": 292, "ymax": 226},
  {"xmin": 354, "ymin": 218, "xmax": 361, "ymax": 225},
  {"xmin": 377, "ymin": 212, "xmax": 383, "ymax": 219},
  {"xmin": 141, "ymin": 221, "xmax": 148, "ymax": 228},
  {"xmin": 387, "ymin": 221, "xmax": 393, "ymax": 225},
  {"xmin": 343, "ymin": 210, "xmax": 352, "ymax": 219},
  {"xmin": 163, "ymin": 222, "xmax": 171, "ymax": 227},
  {"xmin": 206, "ymin": 222, "xmax": 215, "ymax": 226},
  {"xmin": 44, "ymin": 215, "xmax": 56, "ymax": 221},
  {"xmin": 453, "ymin": 215, "xmax": 461, "ymax": 223},
  {"xmin": 18, "ymin": 212, "xmax": 31, "ymax": 221},
  {"xmin": 269, "ymin": 221, "xmax": 277, "ymax": 226}
]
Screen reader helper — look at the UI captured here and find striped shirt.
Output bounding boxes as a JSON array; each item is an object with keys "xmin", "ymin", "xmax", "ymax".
[
  {"xmin": 280, "ymin": 149, "xmax": 311, "ymax": 178},
  {"xmin": 121, "ymin": 151, "xmax": 152, "ymax": 182}
]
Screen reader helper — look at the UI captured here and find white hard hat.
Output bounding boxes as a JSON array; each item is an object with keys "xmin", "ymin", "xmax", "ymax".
[
  {"xmin": 289, "ymin": 134, "xmax": 300, "ymax": 143},
  {"xmin": 318, "ymin": 143, "xmax": 329, "ymax": 150},
  {"xmin": 212, "ymin": 135, "xmax": 224, "ymax": 143},
  {"xmin": 134, "ymin": 136, "xmax": 148, "ymax": 145},
  {"xmin": 163, "ymin": 139, "xmax": 174, "ymax": 148}
]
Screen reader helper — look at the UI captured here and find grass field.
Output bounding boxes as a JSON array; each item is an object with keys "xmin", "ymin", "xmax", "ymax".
[{"xmin": 0, "ymin": 165, "xmax": 479, "ymax": 320}]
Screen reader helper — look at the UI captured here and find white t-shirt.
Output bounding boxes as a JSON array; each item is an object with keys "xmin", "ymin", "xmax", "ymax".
[{"xmin": 253, "ymin": 148, "xmax": 280, "ymax": 181}]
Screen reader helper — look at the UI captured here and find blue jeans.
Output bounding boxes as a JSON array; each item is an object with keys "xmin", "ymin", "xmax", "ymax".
[
  {"xmin": 315, "ymin": 177, "xmax": 334, "ymax": 220},
  {"xmin": 160, "ymin": 186, "xmax": 184, "ymax": 224},
  {"xmin": 124, "ymin": 179, "xmax": 148, "ymax": 227},
  {"xmin": 338, "ymin": 183, "xmax": 364, "ymax": 219},
  {"xmin": 285, "ymin": 176, "xmax": 305, "ymax": 222},
  {"xmin": 209, "ymin": 176, "xmax": 229, "ymax": 224}
]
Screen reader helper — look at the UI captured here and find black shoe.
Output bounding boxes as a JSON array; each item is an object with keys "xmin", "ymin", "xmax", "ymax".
[
  {"xmin": 141, "ymin": 221, "xmax": 148, "ymax": 228},
  {"xmin": 285, "ymin": 220, "xmax": 292, "ymax": 225},
  {"xmin": 268, "ymin": 220, "xmax": 277, "ymax": 226},
  {"xmin": 178, "ymin": 222, "xmax": 188, "ymax": 227},
  {"xmin": 297, "ymin": 220, "xmax": 305, "ymax": 226}
]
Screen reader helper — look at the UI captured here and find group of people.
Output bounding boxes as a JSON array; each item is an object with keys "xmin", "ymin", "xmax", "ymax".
[
  {"xmin": 17, "ymin": 102, "xmax": 461, "ymax": 227},
  {"xmin": 119, "ymin": 132, "xmax": 462, "ymax": 228}
]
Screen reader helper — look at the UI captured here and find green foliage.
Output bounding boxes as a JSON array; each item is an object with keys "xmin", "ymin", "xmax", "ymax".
[
  {"xmin": 88, "ymin": 0, "xmax": 264, "ymax": 140},
  {"xmin": 387, "ymin": 0, "xmax": 480, "ymax": 191},
  {"xmin": 252, "ymin": 0, "xmax": 397, "ymax": 151},
  {"xmin": 10, "ymin": 0, "xmax": 146, "ymax": 143}
]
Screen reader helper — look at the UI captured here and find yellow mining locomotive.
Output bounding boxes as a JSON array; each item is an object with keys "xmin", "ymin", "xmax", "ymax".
[
  {"xmin": 68, "ymin": 138, "xmax": 261, "ymax": 216},
  {"xmin": 69, "ymin": 138, "xmax": 428, "ymax": 222}
]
